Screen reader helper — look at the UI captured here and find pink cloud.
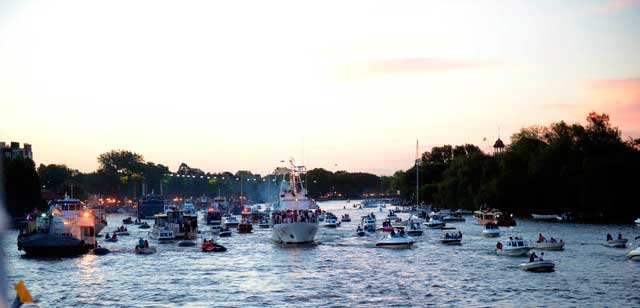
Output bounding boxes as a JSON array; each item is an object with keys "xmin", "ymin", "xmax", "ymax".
[{"xmin": 586, "ymin": 78, "xmax": 640, "ymax": 135}]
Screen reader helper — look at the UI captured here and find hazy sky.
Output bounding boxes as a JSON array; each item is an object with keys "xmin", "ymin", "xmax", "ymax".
[{"xmin": 1, "ymin": 0, "xmax": 639, "ymax": 175}]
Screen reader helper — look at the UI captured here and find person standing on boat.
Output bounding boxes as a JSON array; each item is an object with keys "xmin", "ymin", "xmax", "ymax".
[{"xmin": 607, "ymin": 233, "xmax": 613, "ymax": 241}]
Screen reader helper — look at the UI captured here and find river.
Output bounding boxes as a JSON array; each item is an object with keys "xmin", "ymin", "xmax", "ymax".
[{"xmin": 4, "ymin": 200, "xmax": 640, "ymax": 307}]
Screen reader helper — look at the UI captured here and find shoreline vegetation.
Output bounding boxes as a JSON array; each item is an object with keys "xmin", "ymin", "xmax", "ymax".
[{"xmin": 2, "ymin": 112, "xmax": 639, "ymax": 223}]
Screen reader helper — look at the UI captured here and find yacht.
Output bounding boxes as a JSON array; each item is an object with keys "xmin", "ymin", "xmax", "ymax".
[
  {"xmin": 206, "ymin": 207, "xmax": 222, "ymax": 225},
  {"xmin": 17, "ymin": 206, "xmax": 97, "ymax": 256},
  {"xmin": 270, "ymin": 160, "xmax": 319, "ymax": 244},
  {"xmin": 474, "ymin": 208, "xmax": 517, "ymax": 226},
  {"xmin": 138, "ymin": 195, "xmax": 165, "ymax": 219},
  {"xmin": 49, "ymin": 196, "xmax": 107, "ymax": 235},
  {"xmin": 375, "ymin": 228, "xmax": 414, "ymax": 249},
  {"xmin": 361, "ymin": 215, "xmax": 377, "ymax": 232},
  {"xmin": 150, "ymin": 209, "xmax": 198, "ymax": 240},
  {"xmin": 222, "ymin": 214, "xmax": 240, "ymax": 228},
  {"xmin": 424, "ymin": 214, "xmax": 446, "ymax": 229},
  {"xmin": 181, "ymin": 199, "xmax": 198, "ymax": 216},
  {"xmin": 481, "ymin": 223, "xmax": 501, "ymax": 237},
  {"xmin": 150, "ymin": 228, "xmax": 175, "ymax": 244},
  {"xmin": 496, "ymin": 238, "xmax": 530, "ymax": 256}
]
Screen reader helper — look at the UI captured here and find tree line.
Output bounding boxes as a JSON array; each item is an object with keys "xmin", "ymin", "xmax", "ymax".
[
  {"xmin": 3, "ymin": 150, "xmax": 388, "ymax": 217},
  {"xmin": 388, "ymin": 112, "xmax": 640, "ymax": 222}
]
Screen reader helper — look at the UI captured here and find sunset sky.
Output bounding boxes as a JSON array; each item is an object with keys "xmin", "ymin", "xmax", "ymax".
[{"xmin": 1, "ymin": 0, "xmax": 639, "ymax": 175}]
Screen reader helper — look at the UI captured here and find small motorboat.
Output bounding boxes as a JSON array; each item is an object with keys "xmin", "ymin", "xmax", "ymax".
[
  {"xmin": 93, "ymin": 247, "xmax": 110, "ymax": 255},
  {"xmin": 104, "ymin": 237, "xmax": 118, "ymax": 243},
  {"xmin": 219, "ymin": 228, "xmax": 232, "ymax": 237},
  {"xmin": 122, "ymin": 217, "xmax": 133, "ymax": 224},
  {"xmin": 135, "ymin": 246, "xmax": 157, "ymax": 255},
  {"xmin": 238, "ymin": 222, "xmax": 253, "ymax": 234},
  {"xmin": 139, "ymin": 222, "xmax": 150, "ymax": 229},
  {"xmin": 443, "ymin": 213, "xmax": 466, "ymax": 222},
  {"xmin": 519, "ymin": 260, "xmax": 555, "ymax": 272},
  {"xmin": 530, "ymin": 239, "xmax": 565, "ymax": 250},
  {"xmin": 496, "ymin": 238, "xmax": 530, "ymax": 256},
  {"xmin": 222, "ymin": 215, "xmax": 240, "ymax": 228},
  {"xmin": 424, "ymin": 214, "xmax": 446, "ymax": 229},
  {"xmin": 482, "ymin": 223, "xmax": 501, "ymax": 237},
  {"xmin": 604, "ymin": 239, "xmax": 628, "ymax": 248},
  {"xmin": 318, "ymin": 212, "xmax": 326, "ymax": 222},
  {"xmin": 114, "ymin": 230, "xmax": 130, "ymax": 236},
  {"xmin": 324, "ymin": 213, "xmax": 340, "ymax": 228},
  {"xmin": 375, "ymin": 228, "xmax": 414, "ymax": 249},
  {"xmin": 341, "ymin": 214, "xmax": 351, "ymax": 222},
  {"xmin": 356, "ymin": 230, "xmax": 366, "ymax": 237},
  {"xmin": 635, "ymin": 218, "xmax": 640, "ymax": 226},
  {"xmin": 627, "ymin": 247, "xmax": 640, "ymax": 260},
  {"xmin": 211, "ymin": 225, "xmax": 222, "ymax": 233},
  {"xmin": 178, "ymin": 240, "xmax": 196, "ymax": 247},
  {"xmin": 378, "ymin": 219, "xmax": 394, "ymax": 232},
  {"xmin": 386, "ymin": 210, "xmax": 398, "ymax": 220},
  {"xmin": 258, "ymin": 219, "xmax": 270, "ymax": 228},
  {"xmin": 440, "ymin": 232, "xmax": 462, "ymax": 245},
  {"xmin": 406, "ymin": 221, "xmax": 423, "ymax": 236},
  {"xmin": 202, "ymin": 243, "xmax": 227, "ymax": 252}
]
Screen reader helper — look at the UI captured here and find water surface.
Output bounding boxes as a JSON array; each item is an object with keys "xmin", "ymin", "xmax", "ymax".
[{"xmin": 4, "ymin": 201, "xmax": 640, "ymax": 307}]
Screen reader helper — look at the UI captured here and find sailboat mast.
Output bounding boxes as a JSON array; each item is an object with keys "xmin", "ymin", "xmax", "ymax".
[{"xmin": 415, "ymin": 140, "xmax": 419, "ymax": 207}]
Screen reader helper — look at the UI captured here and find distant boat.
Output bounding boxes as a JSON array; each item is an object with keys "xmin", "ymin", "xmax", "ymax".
[{"xmin": 531, "ymin": 214, "xmax": 561, "ymax": 221}]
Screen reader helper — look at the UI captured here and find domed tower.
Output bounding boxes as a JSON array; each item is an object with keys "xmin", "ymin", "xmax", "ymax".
[{"xmin": 493, "ymin": 138, "xmax": 505, "ymax": 155}]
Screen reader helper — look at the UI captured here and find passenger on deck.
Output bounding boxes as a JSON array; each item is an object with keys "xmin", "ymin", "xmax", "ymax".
[
  {"xmin": 105, "ymin": 233, "xmax": 110, "ymax": 239},
  {"xmin": 529, "ymin": 252, "xmax": 538, "ymax": 262},
  {"xmin": 138, "ymin": 238, "xmax": 144, "ymax": 247},
  {"xmin": 618, "ymin": 233, "xmax": 623, "ymax": 240},
  {"xmin": 112, "ymin": 233, "xmax": 118, "ymax": 240},
  {"xmin": 538, "ymin": 233, "xmax": 546, "ymax": 243},
  {"xmin": 390, "ymin": 229, "xmax": 396, "ymax": 237},
  {"xmin": 607, "ymin": 233, "xmax": 613, "ymax": 241}
]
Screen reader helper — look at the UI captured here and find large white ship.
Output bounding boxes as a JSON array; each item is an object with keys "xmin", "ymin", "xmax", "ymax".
[{"xmin": 270, "ymin": 160, "xmax": 318, "ymax": 244}]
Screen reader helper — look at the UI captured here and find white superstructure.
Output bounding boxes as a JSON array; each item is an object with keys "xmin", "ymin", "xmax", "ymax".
[{"xmin": 270, "ymin": 160, "xmax": 319, "ymax": 244}]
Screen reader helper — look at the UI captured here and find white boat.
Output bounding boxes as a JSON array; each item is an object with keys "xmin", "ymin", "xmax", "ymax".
[
  {"xmin": 361, "ymin": 216, "xmax": 377, "ymax": 232},
  {"xmin": 223, "ymin": 215, "xmax": 240, "ymax": 228},
  {"xmin": 318, "ymin": 212, "xmax": 326, "ymax": 222},
  {"xmin": 496, "ymin": 238, "xmax": 530, "ymax": 256},
  {"xmin": 341, "ymin": 214, "xmax": 351, "ymax": 222},
  {"xmin": 49, "ymin": 196, "xmax": 107, "ymax": 236},
  {"xmin": 152, "ymin": 208, "xmax": 198, "ymax": 239},
  {"xmin": 324, "ymin": 216, "xmax": 340, "ymax": 228},
  {"xmin": 150, "ymin": 228, "xmax": 175, "ymax": 243},
  {"xmin": 482, "ymin": 224, "xmax": 501, "ymax": 237},
  {"xmin": 531, "ymin": 214, "xmax": 561, "ymax": 220},
  {"xmin": 635, "ymin": 218, "xmax": 640, "ymax": 226},
  {"xmin": 454, "ymin": 209, "xmax": 473, "ymax": 215},
  {"xmin": 424, "ymin": 214, "xmax": 446, "ymax": 229},
  {"xmin": 258, "ymin": 219, "xmax": 270, "ymax": 229},
  {"xmin": 627, "ymin": 247, "xmax": 640, "ymax": 260},
  {"xmin": 211, "ymin": 225, "xmax": 222, "ymax": 233},
  {"xmin": 443, "ymin": 213, "xmax": 466, "ymax": 222},
  {"xmin": 135, "ymin": 246, "xmax": 157, "ymax": 254},
  {"xmin": 530, "ymin": 240, "xmax": 565, "ymax": 250},
  {"xmin": 519, "ymin": 260, "xmax": 555, "ymax": 272},
  {"xmin": 604, "ymin": 239, "xmax": 628, "ymax": 248},
  {"xmin": 270, "ymin": 160, "xmax": 319, "ymax": 244},
  {"xmin": 440, "ymin": 232, "xmax": 462, "ymax": 245},
  {"xmin": 181, "ymin": 199, "xmax": 198, "ymax": 216},
  {"xmin": 375, "ymin": 229, "xmax": 414, "ymax": 249},
  {"xmin": 17, "ymin": 205, "xmax": 97, "ymax": 256},
  {"xmin": 386, "ymin": 210, "xmax": 398, "ymax": 220},
  {"xmin": 406, "ymin": 220, "xmax": 423, "ymax": 236}
]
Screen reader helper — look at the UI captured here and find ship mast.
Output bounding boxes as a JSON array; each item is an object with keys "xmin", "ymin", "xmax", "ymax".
[{"xmin": 415, "ymin": 140, "xmax": 419, "ymax": 208}]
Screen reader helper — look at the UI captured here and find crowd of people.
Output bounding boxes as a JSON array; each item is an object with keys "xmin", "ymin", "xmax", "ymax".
[{"xmin": 271, "ymin": 209, "xmax": 320, "ymax": 225}]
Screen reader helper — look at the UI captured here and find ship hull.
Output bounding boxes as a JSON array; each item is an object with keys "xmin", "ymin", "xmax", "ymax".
[{"xmin": 272, "ymin": 222, "xmax": 318, "ymax": 244}]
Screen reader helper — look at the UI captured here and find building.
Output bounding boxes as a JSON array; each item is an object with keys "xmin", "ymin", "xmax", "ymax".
[
  {"xmin": 493, "ymin": 138, "xmax": 505, "ymax": 155},
  {"xmin": 1, "ymin": 142, "xmax": 33, "ymax": 160}
]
